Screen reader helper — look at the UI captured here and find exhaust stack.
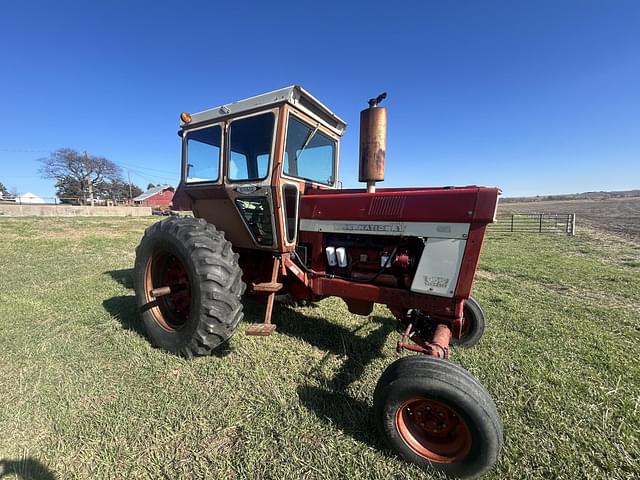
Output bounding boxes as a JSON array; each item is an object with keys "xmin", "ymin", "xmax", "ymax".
[{"xmin": 359, "ymin": 92, "xmax": 387, "ymax": 193}]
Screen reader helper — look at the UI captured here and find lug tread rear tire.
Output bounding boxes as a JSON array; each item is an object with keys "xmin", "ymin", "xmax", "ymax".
[{"xmin": 134, "ymin": 217, "xmax": 245, "ymax": 357}]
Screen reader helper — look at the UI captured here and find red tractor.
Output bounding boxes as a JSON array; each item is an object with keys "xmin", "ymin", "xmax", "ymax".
[{"xmin": 134, "ymin": 86, "xmax": 502, "ymax": 479}]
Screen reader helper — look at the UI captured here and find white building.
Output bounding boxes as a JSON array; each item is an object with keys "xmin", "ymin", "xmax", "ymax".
[{"xmin": 15, "ymin": 192, "xmax": 45, "ymax": 204}]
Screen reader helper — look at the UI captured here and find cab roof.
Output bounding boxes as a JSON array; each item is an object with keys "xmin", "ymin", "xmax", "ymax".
[{"xmin": 181, "ymin": 85, "xmax": 347, "ymax": 136}]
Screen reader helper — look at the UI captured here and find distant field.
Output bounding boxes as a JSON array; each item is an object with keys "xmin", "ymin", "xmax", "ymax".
[
  {"xmin": 0, "ymin": 217, "xmax": 639, "ymax": 479},
  {"xmin": 499, "ymin": 196, "xmax": 640, "ymax": 240}
]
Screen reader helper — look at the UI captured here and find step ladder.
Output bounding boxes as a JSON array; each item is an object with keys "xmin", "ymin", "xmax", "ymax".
[{"xmin": 245, "ymin": 257, "xmax": 282, "ymax": 336}]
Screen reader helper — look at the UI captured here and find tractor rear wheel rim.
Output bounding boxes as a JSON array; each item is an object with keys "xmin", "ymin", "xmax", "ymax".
[
  {"xmin": 396, "ymin": 398, "xmax": 472, "ymax": 463},
  {"xmin": 144, "ymin": 251, "xmax": 192, "ymax": 332}
]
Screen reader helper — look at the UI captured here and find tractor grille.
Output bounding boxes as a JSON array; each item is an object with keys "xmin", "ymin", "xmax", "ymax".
[{"xmin": 368, "ymin": 196, "xmax": 406, "ymax": 217}]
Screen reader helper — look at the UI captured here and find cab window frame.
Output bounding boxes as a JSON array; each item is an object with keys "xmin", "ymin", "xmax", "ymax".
[
  {"xmin": 181, "ymin": 122, "xmax": 224, "ymax": 185},
  {"xmin": 225, "ymin": 109, "xmax": 278, "ymax": 183},
  {"xmin": 281, "ymin": 111, "xmax": 338, "ymax": 187}
]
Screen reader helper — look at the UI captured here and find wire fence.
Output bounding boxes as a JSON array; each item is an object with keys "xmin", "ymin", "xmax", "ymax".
[{"xmin": 491, "ymin": 213, "xmax": 576, "ymax": 235}]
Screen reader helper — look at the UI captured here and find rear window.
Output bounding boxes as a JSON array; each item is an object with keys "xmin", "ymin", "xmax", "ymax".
[{"xmin": 283, "ymin": 115, "xmax": 336, "ymax": 185}]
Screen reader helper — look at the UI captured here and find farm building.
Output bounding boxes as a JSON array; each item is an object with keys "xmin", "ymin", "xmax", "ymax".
[
  {"xmin": 15, "ymin": 192, "xmax": 45, "ymax": 204},
  {"xmin": 133, "ymin": 185, "xmax": 175, "ymax": 207}
]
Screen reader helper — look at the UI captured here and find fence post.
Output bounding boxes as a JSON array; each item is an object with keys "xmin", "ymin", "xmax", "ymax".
[
  {"xmin": 511, "ymin": 214, "xmax": 514, "ymax": 232},
  {"xmin": 539, "ymin": 214, "xmax": 543, "ymax": 233},
  {"xmin": 570, "ymin": 214, "xmax": 576, "ymax": 236}
]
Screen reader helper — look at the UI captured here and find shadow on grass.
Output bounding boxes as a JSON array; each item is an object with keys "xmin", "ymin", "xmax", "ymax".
[
  {"xmin": 296, "ymin": 384, "xmax": 380, "ymax": 447},
  {"xmin": 105, "ymin": 268, "xmax": 134, "ymax": 289},
  {"xmin": 102, "ymin": 268, "xmax": 147, "ymax": 338},
  {"xmin": 0, "ymin": 458, "xmax": 56, "ymax": 480},
  {"xmin": 102, "ymin": 294, "xmax": 147, "ymax": 338},
  {"xmin": 244, "ymin": 297, "xmax": 394, "ymax": 449},
  {"xmin": 103, "ymin": 268, "xmax": 146, "ymax": 337},
  {"xmin": 104, "ymin": 272, "xmax": 393, "ymax": 446}
]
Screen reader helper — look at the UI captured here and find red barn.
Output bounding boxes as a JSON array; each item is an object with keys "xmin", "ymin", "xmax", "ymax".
[{"xmin": 133, "ymin": 185, "xmax": 175, "ymax": 207}]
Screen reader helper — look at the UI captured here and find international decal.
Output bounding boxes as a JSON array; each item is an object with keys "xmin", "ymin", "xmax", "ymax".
[{"xmin": 338, "ymin": 223, "xmax": 406, "ymax": 233}]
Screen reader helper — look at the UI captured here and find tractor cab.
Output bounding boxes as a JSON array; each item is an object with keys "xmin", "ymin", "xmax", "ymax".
[{"xmin": 174, "ymin": 85, "xmax": 346, "ymax": 253}]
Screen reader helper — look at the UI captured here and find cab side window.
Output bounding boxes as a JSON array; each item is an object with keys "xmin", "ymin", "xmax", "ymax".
[
  {"xmin": 185, "ymin": 125, "xmax": 222, "ymax": 183},
  {"xmin": 228, "ymin": 112, "xmax": 275, "ymax": 181}
]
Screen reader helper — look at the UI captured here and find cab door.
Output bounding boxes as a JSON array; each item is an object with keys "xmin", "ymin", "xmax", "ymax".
[{"xmin": 222, "ymin": 109, "xmax": 280, "ymax": 250}]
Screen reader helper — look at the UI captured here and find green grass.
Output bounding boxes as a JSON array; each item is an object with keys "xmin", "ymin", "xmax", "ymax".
[{"xmin": 0, "ymin": 217, "xmax": 638, "ymax": 479}]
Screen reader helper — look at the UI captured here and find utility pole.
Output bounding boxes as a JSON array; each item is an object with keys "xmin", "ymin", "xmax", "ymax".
[
  {"xmin": 128, "ymin": 170, "xmax": 133, "ymax": 205},
  {"xmin": 85, "ymin": 150, "xmax": 95, "ymax": 207}
]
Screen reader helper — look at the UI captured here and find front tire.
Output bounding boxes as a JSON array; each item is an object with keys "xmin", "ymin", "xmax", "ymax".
[
  {"xmin": 374, "ymin": 356, "xmax": 502, "ymax": 479},
  {"xmin": 451, "ymin": 296, "xmax": 486, "ymax": 348},
  {"xmin": 134, "ymin": 217, "xmax": 245, "ymax": 357}
]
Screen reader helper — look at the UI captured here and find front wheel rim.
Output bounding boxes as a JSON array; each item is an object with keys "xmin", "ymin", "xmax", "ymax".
[
  {"xmin": 460, "ymin": 304, "xmax": 476, "ymax": 338},
  {"xmin": 396, "ymin": 398, "xmax": 472, "ymax": 463}
]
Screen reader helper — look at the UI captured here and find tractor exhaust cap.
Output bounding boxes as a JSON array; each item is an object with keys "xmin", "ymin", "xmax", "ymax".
[{"xmin": 359, "ymin": 92, "xmax": 387, "ymax": 194}]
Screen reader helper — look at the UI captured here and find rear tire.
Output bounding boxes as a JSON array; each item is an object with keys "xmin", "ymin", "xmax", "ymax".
[
  {"xmin": 134, "ymin": 217, "xmax": 245, "ymax": 357},
  {"xmin": 451, "ymin": 296, "xmax": 486, "ymax": 348},
  {"xmin": 374, "ymin": 356, "xmax": 502, "ymax": 479}
]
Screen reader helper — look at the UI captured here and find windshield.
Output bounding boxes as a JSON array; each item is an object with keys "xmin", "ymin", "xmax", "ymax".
[{"xmin": 283, "ymin": 115, "xmax": 336, "ymax": 185}]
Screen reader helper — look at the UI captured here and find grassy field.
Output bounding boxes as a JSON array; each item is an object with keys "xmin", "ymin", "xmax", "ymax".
[{"xmin": 0, "ymin": 217, "xmax": 639, "ymax": 479}]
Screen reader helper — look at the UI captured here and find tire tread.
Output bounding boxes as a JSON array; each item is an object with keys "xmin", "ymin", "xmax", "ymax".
[{"xmin": 134, "ymin": 217, "xmax": 245, "ymax": 357}]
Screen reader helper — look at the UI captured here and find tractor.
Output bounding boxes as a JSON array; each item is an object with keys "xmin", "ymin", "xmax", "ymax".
[{"xmin": 133, "ymin": 86, "xmax": 502, "ymax": 479}]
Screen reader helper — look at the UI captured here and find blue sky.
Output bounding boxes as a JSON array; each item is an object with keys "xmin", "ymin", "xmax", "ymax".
[{"xmin": 0, "ymin": 0, "xmax": 638, "ymax": 198}]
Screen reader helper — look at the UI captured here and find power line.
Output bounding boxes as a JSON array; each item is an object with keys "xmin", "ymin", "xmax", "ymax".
[
  {"xmin": 125, "ymin": 166, "xmax": 176, "ymax": 180},
  {"xmin": 0, "ymin": 148, "xmax": 50, "ymax": 153},
  {"xmin": 1, "ymin": 148, "xmax": 178, "ymax": 174},
  {"xmin": 125, "ymin": 167, "xmax": 177, "ymax": 185},
  {"xmin": 117, "ymin": 162, "xmax": 178, "ymax": 175},
  {"xmin": 1, "ymin": 149, "xmax": 179, "ymax": 187}
]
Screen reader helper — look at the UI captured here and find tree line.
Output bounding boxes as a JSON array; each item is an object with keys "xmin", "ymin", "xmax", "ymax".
[
  {"xmin": 38, "ymin": 148, "xmax": 145, "ymax": 205},
  {"xmin": 2, "ymin": 148, "xmax": 166, "ymax": 204}
]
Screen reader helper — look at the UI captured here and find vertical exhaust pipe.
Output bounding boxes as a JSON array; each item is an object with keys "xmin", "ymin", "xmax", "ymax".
[{"xmin": 359, "ymin": 92, "xmax": 387, "ymax": 193}]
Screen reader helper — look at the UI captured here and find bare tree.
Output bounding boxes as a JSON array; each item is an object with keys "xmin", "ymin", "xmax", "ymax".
[
  {"xmin": 39, "ymin": 148, "xmax": 122, "ymax": 205},
  {"xmin": 0, "ymin": 181, "xmax": 10, "ymax": 199}
]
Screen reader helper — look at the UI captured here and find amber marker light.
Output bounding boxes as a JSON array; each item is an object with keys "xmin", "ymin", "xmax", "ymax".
[{"xmin": 180, "ymin": 112, "xmax": 192, "ymax": 123}]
